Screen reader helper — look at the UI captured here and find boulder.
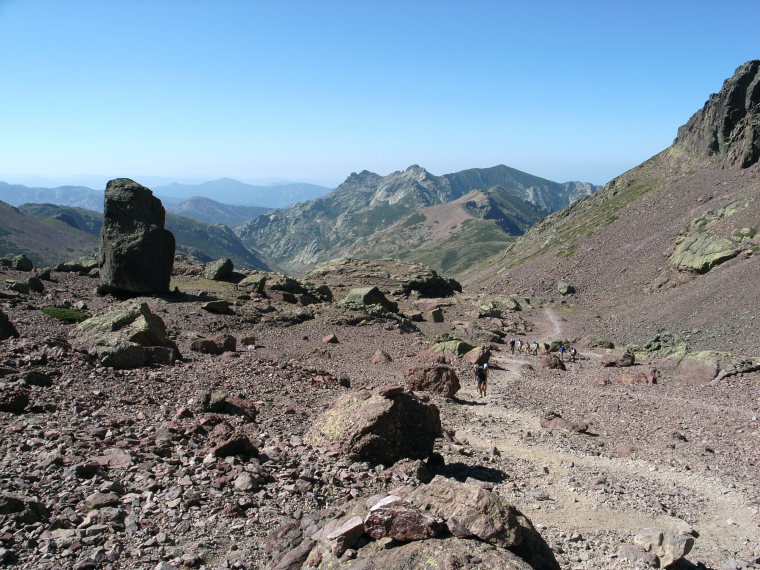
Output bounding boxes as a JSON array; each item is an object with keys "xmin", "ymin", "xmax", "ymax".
[
  {"xmin": 427, "ymin": 307, "xmax": 444, "ymax": 322},
  {"xmin": 26, "ymin": 276, "xmax": 44, "ymax": 293},
  {"xmin": 0, "ymin": 309, "xmax": 19, "ymax": 341},
  {"xmin": 540, "ymin": 412, "xmax": 588, "ymax": 433},
  {"xmin": 10, "ymin": 254, "xmax": 33, "ymax": 271},
  {"xmin": 633, "ymin": 528, "xmax": 695, "ymax": 568},
  {"xmin": 0, "ymin": 492, "xmax": 50, "ymax": 524},
  {"xmin": 432, "ymin": 339, "xmax": 474, "ymax": 356},
  {"xmin": 463, "ymin": 346, "xmax": 491, "ymax": 365},
  {"xmin": 406, "ymin": 477, "xmax": 559, "ymax": 568},
  {"xmin": 71, "ymin": 303, "xmax": 180, "ymax": 368},
  {"xmin": 0, "ymin": 385, "xmax": 30, "ymax": 413},
  {"xmin": 371, "ymin": 349, "xmax": 393, "ymax": 363},
  {"xmin": 203, "ymin": 257, "xmax": 234, "ymax": 281},
  {"xmin": 56, "ymin": 255, "xmax": 99, "ymax": 274},
  {"xmin": 556, "ymin": 280, "xmax": 575, "ymax": 295},
  {"xmin": 98, "ymin": 178, "xmax": 175, "ymax": 295},
  {"xmin": 339, "ymin": 286, "xmax": 398, "ymax": 313},
  {"xmin": 190, "ymin": 339, "xmax": 222, "ymax": 355},
  {"xmin": 601, "ymin": 350, "xmax": 635, "ymax": 368},
  {"xmin": 541, "ymin": 354, "xmax": 566, "ymax": 370},
  {"xmin": 404, "ymin": 365, "xmax": 461, "ymax": 398},
  {"xmin": 201, "ymin": 300, "xmax": 233, "ymax": 314},
  {"xmin": 306, "ymin": 389, "xmax": 441, "ymax": 466},
  {"xmin": 670, "ymin": 232, "xmax": 739, "ymax": 273},
  {"xmin": 364, "ymin": 496, "xmax": 444, "ymax": 541}
]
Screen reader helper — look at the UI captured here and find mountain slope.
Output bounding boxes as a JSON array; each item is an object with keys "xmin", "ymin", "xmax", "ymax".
[
  {"xmin": 19, "ymin": 203, "xmax": 270, "ymax": 270},
  {"xmin": 345, "ymin": 186, "xmax": 546, "ymax": 275},
  {"xmin": 465, "ymin": 60, "xmax": 760, "ymax": 354},
  {"xmin": 164, "ymin": 196, "xmax": 270, "ymax": 227},
  {"xmin": 237, "ymin": 164, "xmax": 597, "ymax": 274},
  {"xmin": 0, "ymin": 201, "xmax": 98, "ymax": 266}
]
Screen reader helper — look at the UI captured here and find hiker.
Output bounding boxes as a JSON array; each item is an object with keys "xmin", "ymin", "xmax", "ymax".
[
  {"xmin": 516, "ymin": 338, "xmax": 523, "ymax": 352},
  {"xmin": 474, "ymin": 362, "xmax": 488, "ymax": 397},
  {"xmin": 544, "ymin": 342, "xmax": 550, "ymax": 354},
  {"xmin": 570, "ymin": 347, "xmax": 577, "ymax": 362},
  {"xmin": 509, "ymin": 338, "xmax": 515, "ymax": 354},
  {"xmin": 532, "ymin": 342, "xmax": 539, "ymax": 356},
  {"xmin": 559, "ymin": 345, "xmax": 566, "ymax": 361}
]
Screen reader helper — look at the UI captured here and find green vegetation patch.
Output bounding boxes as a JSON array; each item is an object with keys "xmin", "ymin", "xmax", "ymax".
[
  {"xmin": 401, "ymin": 212, "xmax": 427, "ymax": 227},
  {"xmin": 42, "ymin": 306, "xmax": 89, "ymax": 324}
]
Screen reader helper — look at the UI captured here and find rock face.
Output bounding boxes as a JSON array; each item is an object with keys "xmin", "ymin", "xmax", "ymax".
[
  {"xmin": 670, "ymin": 232, "xmax": 740, "ymax": 273},
  {"xmin": 0, "ymin": 309, "xmax": 19, "ymax": 341},
  {"xmin": 98, "ymin": 178, "xmax": 175, "ymax": 295},
  {"xmin": 306, "ymin": 389, "xmax": 441, "ymax": 466},
  {"xmin": 71, "ymin": 303, "xmax": 179, "ymax": 368},
  {"xmin": 672, "ymin": 60, "xmax": 760, "ymax": 169},
  {"xmin": 404, "ymin": 365, "xmax": 461, "ymax": 398}
]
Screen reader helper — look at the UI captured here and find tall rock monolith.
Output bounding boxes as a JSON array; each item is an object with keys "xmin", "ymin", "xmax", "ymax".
[{"xmin": 98, "ymin": 178, "xmax": 175, "ymax": 295}]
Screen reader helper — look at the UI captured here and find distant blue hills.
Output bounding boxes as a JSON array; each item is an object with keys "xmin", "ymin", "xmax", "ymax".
[{"xmin": 0, "ymin": 178, "xmax": 332, "ymax": 211}]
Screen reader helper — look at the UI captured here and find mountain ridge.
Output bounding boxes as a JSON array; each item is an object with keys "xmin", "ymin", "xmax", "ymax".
[{"xmin": 237, "ymin": 164, "xmax": 598, "ymax": 274}]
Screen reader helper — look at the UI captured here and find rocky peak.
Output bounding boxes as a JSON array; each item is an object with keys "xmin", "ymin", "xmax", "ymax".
[{"xmin": 672, "ymin": 60, "xmax": 760, "ymax": 168}]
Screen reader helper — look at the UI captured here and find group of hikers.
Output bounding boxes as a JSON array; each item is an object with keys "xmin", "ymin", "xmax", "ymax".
[
  {"xmin": 471, "ymin": 338, "xmax": 579, "ymax": 397},
  {"xmin": 508, "ymin": 338, "xmax": 577, "ymax": 362}
]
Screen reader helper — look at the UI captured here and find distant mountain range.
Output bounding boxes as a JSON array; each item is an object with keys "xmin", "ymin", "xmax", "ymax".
[
  {"xmin": 152, "ymin": 178, "xmax": 331, "ymax": 208},
  {"xmin": 0, "ymin": 178, "xmax": 332, "ymax": 213},
  {"xmin": 238, "ymin": 164, "xmax": 598, "ymax": 274}
]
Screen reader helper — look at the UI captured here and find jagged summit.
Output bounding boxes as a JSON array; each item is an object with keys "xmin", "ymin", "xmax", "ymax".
[{"xmin": 671, "ymin": 59, "xmax": 760, "ymax": 168}]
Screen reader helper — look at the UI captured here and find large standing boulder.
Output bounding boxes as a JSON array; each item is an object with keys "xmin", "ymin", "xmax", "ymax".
[
  {"xmin": 306, "ymin": 389, "xmax": 441, "ymax": 466},
  {"xmin": 71, "ymin": 303, "xmax": 180, "ymax": 368},
  {"xmin": 98, "ymin": 178, "xmax": 175, "ymax": 295},
  {"xmin": 404, "ymin": 365, "xmax": 461, "ymax": 398},
  {"xmin": 0, "ymin": 309, "xmax": 19, "ymax": 341}
]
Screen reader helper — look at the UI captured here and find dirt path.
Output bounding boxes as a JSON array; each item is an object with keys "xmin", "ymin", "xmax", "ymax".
[{"xmin": 442, "ymin": 309, "xmax": 760, "ymax": 568}]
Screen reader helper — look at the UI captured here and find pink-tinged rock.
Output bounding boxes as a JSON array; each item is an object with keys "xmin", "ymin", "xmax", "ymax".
[
  {"xmin": 615, "ymin": 444, "xmax": 637, "ymax": 458},
  {"xmin": 265, "ymin": 289, "xmax": 298, "ymax": 303},
  {"xmin": 404, "ymin": 365, "xmax": 461, "ymax": 398},
  {"xmin": 408, "ymin": 311, "xmax": 423, "ymax": 322},
  {"xmin": 540, "ymin": 412, "xmax": 588, "ymax": 433},
  {"xmin": 379, "ymin": 385, "xmax": 404, "ymax": 397},
  {"xmin": 618, "ymin": 369, "xmax": 657, "ymax": 385},
  {"xmin": 364, "ymin": 496, "xmax": 444, "ymax": 541},
  {"xmin": 90, "ymin": 450, "xmax": 133, "ymax": 469},
  {"xmin": 175, "ymin": 406, "xmax": 193, "ymax": 419},
  {"xmin": 322, "ymin": 334, "xmax": 339, "ymax": 344},
  {"xmin": 208, "ymin": 421, "xmax": 258, "ymax": 458},
  {"xmin": 324, "ymin": 515, "xmax": 365, "ymax": 556},
  {"xmin": 371, "ymin": 349, "xmax": 393, "ymax": 364},
  {"xmin": 463, "ymin": 346, "xmax": 491, "ymax": 365}
]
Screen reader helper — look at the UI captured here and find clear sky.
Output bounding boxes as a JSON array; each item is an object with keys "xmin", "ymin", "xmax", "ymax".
[{"xmin": 1, "ymin": 0, "xmax": 758, "ymax": 189}]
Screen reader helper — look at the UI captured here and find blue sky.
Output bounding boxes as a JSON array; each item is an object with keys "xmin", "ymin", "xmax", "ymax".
[{"xmin": 1, "ymin": 0, "xmax": 758, "ymax": 189}]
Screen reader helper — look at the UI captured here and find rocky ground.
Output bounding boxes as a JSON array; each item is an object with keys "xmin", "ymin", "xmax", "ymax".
[{"xmin": 1, "ymin": 259, "xmax": 759, "ymax": 569}]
